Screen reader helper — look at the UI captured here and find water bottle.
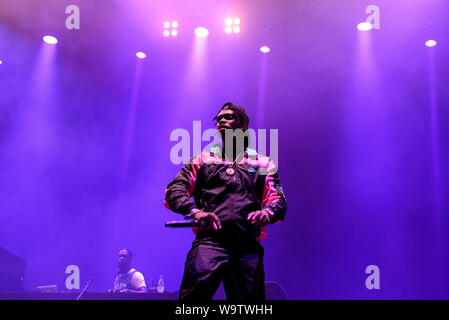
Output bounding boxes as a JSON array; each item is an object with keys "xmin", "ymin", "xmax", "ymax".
[{"xmin": 157, "ymin": 275, "xmax": 164, "ymax": 293}]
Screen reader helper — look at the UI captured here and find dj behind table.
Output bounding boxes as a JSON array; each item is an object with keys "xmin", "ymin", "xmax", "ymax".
[{"xmin": 0, "ymin": 246, "xmax": 179, "ymax": 300}]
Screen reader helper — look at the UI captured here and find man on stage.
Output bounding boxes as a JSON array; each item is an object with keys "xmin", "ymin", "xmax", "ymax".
[
  {"xmin": 164, "ymin": 102, "xmax": 287, "ymax": 300},
  {"xmin": 110, "ymin": 248, "xmax": 147, "ymax": 293}
]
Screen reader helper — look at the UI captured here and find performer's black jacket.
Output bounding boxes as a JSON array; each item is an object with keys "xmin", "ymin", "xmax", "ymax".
[{"xmin": 164, "ymin": 146, "xmax": 287, "ymax": 242}]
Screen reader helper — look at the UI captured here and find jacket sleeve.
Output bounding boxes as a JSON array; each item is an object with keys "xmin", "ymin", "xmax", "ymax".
[
  {"xmin": 164, "ymin": 154, "xmax": 203, "ymax": 216},
  {"xmin": 261, "ymin": 159, "xmax": 287, "ymax": 224}
]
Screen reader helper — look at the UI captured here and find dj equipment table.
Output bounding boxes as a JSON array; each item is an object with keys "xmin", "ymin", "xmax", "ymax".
[{"xmin": 0, "ymin": 291, "xmax": 178, "ymax": 300}]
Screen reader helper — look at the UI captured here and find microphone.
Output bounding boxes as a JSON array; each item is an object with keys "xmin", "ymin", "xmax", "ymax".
[
  {"xmin": 76, "ymin": 278, "xmax": 94, "ymax": 300},
  {"xmin": 165, "ymin": 220, "xmax": 199, "ymax": 228}
]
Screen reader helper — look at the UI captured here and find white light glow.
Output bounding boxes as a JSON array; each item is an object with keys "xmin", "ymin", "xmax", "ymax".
[
  {"xmin": 43, "ymin": 35, "xmax": 58, "ymax": 44},
  {"xmin": 195, "ymin": 27, "xmax": 209, "ymax": 37},
  {"xmin": 260, "ymin": 46, "xmax": 270, "ymax": 53},
  {"xmin": 357, "ymin": 22, "xmax": 373, "ymax": 31},
  {"xmin": 136, "ymin": 52, "xmax": 146, "ymax": 59},
  {"xmin": 425, "ymin": 40, "xmax": 437, "ymax": 47}
]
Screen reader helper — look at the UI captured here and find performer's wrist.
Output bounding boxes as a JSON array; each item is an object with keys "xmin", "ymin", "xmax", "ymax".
[{"xmin": 187, "ymin": 208, "xmax": 201, "ymax": 220}]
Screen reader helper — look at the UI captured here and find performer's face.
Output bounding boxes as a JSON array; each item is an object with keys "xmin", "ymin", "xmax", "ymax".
[
  {"xmin": 216, "ymin": 110, "xmax": 241, "ymax": 132},
  {"xmin": 118, "ymin": 250, "xmax": 131, "ymax": 269}
]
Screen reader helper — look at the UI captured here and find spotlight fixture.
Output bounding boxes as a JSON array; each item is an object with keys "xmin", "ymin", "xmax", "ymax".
[
  {"xmin": 195, "ymin": 27, "xmax": 209, "ymax": 37},
  {"xmin": 43, "ymin": 35, "xmax": 58, "ymax": 44},
  {"xmin": 225, "ymin": 17, "xmax": 241, "ymax": 34},
  {"xmin": 163, "ymin": 21, "xmax": 178, "ymax": 37},
  {"xmin": 425, "ymin": 40, "xmax": 437, "ymax": 47},
  {"xmin": 136, "ymin": 52, "xmax": 147, "ymax": 59},
  {"xmin": 357, "ymin": 22, "xmax": 373, "ymax": 31},
  {"xmin": 260, "ymin": 46, "xmax": 271, "ymax": 53}
]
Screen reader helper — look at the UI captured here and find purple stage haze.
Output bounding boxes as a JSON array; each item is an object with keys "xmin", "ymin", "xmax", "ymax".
[{"xmin": 0, "ymin": 0, "xmax": 448, "ymax": 299}]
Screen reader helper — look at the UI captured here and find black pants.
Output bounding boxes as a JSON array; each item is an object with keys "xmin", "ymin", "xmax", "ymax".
[{"xmin": 179, "ymin": 238, "xmax": 265, "ymax": 301}]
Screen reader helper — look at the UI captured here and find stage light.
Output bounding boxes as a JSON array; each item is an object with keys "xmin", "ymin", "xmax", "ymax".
[
  {"xmin": 225, "ymin": 17, "xmax": 241, "ymax": 34},
  {"xmin": 357, "ymin": 22, "xmax": 373, "ymax": 31},
  {"xmin": 43, "ymin": 35, "xmax": 58, "ymax": 44},
  {"xmin": 136, "ymin": 52, "xmax": 146, "ymax": 59},
  {"xmin": 260, "ymin": 46, "xmax": 270, "ymax": 53},
  {"xmin": 0, "ymin": 60, "xmax": 2, "ymax": 65},
  {"xmin": 426, "ymin": 40, "xmax": 437, "ymax": 47},
  {"xmin": 195, "ymin": 27, "xmax": 209, "ymax": 37},
  {"xmin": 163, "ymin": 20, "xmax": 178, "ymax": 38}
]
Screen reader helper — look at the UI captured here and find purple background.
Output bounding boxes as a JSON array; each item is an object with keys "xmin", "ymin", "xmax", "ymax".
[{"xmin": 0, "ymin": 0, "xmax": 448, "ymax": 299}]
